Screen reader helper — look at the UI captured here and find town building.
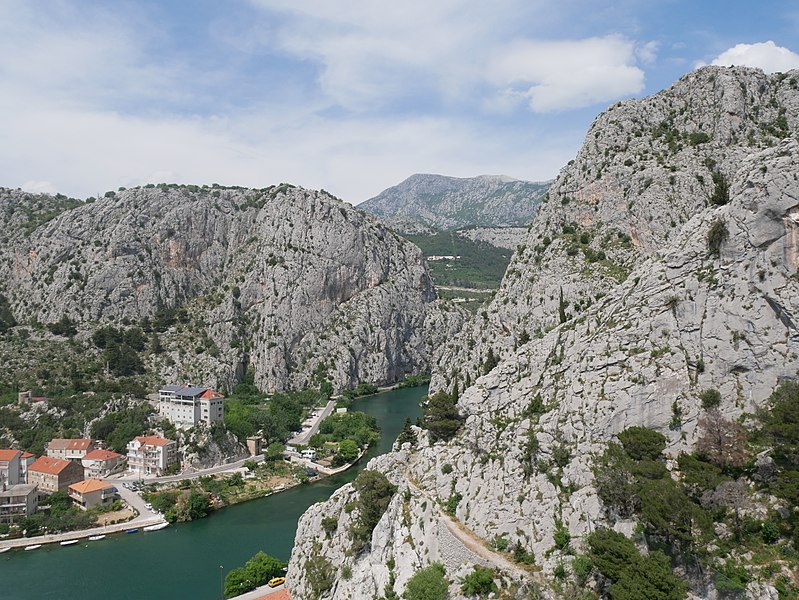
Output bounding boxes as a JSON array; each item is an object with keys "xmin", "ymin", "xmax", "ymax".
[
  {"xmin": 158, "ymin": 384, "xmax": 225, "ymax": 427},
  {"xmin": 68, "ymin": 479, "xmax": 119, "ymax": 511},
  {"xmin": 46, "ymin": 438, "xmax": 97, "ymax": 462},
  {"xmin": 19, "ymin": 452, "xmax": 35, "ymax": 482},
  {"xmin": 27, "ymin": 456, "xmax": 84, "ymax": 495},
  {"xmin": 0, "ymin": 482, "xmax": 38, "ymax": 524},
  {"xmin": 0, "ymin": 449, "xmax": 22, "ymax": 485},
  {"xmin": 81, "ymin": 449, "xmax": 125, "ymax": 479},
  {"xmin": 126, "ymin": 436, "xmax": 177, "ymax": 477}
]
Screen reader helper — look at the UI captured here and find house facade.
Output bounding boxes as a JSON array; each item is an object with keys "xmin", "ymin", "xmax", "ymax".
[
  {"xmin": 0, "ymin": 483, "xmax": 38, "ymax": 524},
  {"xmin": 159, "ymin": 384, "xmax": 224, "ymax": 427},
  {"xmin": 81, "ymin": 449, "xmax": 125, "ymax": 479},
  {"xmin": 46, "ymin": 438, "xmax": 97, "ymax": 462},
  {"xmin": 68, "ymin": 479, "xmax": 118, "ymax": 510},
  {"xmin": 126, "ymin": 436, "xmax": 177, "ymax": 476},
  {"xmin": 27, "ymin": 456, "xmax": 84, "ymax": 494},
  {"xmin": 19, "ymin": 452, "xmax": 35, "ymax": 482},
  {"xmin": 0, "ymin": 449, "xmax": 22, "ymax": 485}
]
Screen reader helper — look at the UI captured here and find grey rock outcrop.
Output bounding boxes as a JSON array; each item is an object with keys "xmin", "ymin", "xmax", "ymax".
[
  {"xmin": 359, "ymin": 173, "xmax": 549, "ymax": 233},
  {"xmin": 456, "ymin": 226, "xmax": 529, "ymax": 250},
  {"xmin": 0, "ymin": 184, "xmax": 463, "ymax": 392},
  {"xmin": 431, "ymin": 66, "xmax": 799, "ymax": 394},
  {"xmin": 287, "ymin": 66, "xmax": 799, "ymax": 599}
]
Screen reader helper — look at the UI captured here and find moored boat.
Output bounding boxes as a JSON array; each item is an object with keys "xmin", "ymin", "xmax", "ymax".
[
  {"xmin": 125, "ymin": 528, "xmax": 139, "ymax": 534},
  {"xmin": 88, "ymin": 535, "xmax": 105, "ymax": 541},
  {"xmin": 24, "ymin": 544, "xmax": 42, "ymax": 551},
  {"xmin": 0, "ymin": 547, "xmax": 10, "ymax": 554},
  {"xmin": 143, "ymin": 522, "xmax": 168, "ymax": 532},
  {"xmin": 60, "ymin": 540, "xmax": 79, "ymax": 546}
]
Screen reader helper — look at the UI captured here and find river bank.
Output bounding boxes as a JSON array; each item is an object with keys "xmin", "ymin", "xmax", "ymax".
[{"xmin": 0, "ymin": 385, "xmax": 426, "ymax": 600}]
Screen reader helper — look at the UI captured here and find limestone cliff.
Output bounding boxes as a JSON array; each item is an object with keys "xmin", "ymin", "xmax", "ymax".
[
  {"xmin": 0, "ymin": 184, "xmax": 463, "ymax": 392},
  {"xmin": 359, "ymin": 174, "xmax": 549, "ymax": 233},
  {"xmin": 287, "ymin": 66, "xmax": 799, "ymax": 599},
  {"xmin": 431, "ymin": 65, "xmax": 799, "ymax": 393}
]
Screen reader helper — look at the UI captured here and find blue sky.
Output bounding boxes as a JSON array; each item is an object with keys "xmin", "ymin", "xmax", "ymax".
[{"xmin": 1, "ymin": 0, "xmax": 798, "ymax": 204}]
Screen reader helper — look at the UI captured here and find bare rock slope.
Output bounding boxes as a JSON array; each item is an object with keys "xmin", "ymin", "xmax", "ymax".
[
  {"xmin": 0, "ymin": 184, "xmax": 463, "ymax": 392},
  {"xmin": 359, "ymin": 173, "xmax": 549, "ymax": 233},
  {"xmin": 287, "ymin": 66, "xmax": 799, "ymax": 599}
]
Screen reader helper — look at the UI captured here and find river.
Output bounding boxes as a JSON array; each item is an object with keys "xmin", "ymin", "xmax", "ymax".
[{"xmin": 0, "ymin": 385, "xmax": 426, "ymax": 600}]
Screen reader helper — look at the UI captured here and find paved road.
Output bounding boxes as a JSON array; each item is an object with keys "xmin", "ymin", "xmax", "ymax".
[
  {"xmin": 228, "ymin": 582, "xmax": 287, "ymax": 600},
  {"xmin": 288, "ymin": 398, "xmax": 337, "ymax": 446},
  {"xmin": 110, "ymin": 454, "xmax": 264, "ymax": 484}
]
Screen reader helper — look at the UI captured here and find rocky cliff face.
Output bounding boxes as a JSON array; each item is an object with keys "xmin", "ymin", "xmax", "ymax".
[
  {"xmin": 359, "ymin": 174, "xmax": 549, "ymax": 232},
  {"xmin": 287, "ymin": 66, "xmax": 799, "ymax": 599},
  {"xmin": 431, "ymin": 65, "xmax": 799, "ymax": 394},
  {"xmin": 0, "ymin": 184, "xmax": 463, "ymax": 392}
]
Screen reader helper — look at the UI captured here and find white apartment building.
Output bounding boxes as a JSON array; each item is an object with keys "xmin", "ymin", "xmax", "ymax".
[
  {"xmin": 126, "ymin": 436, "xmax": 177, "ymax": 477},
  {"xmin": 158, "ymin": 384, "xmax": 224, "ymax": 427}
]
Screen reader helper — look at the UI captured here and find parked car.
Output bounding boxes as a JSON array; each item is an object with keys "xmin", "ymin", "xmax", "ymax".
[{"xmin": 268, "ymin": 577, "xmax": 285, "ymax": 588}]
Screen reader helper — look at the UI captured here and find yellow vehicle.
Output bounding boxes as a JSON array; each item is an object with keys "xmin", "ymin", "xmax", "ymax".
[{"xmin": 268, "ymin": 576, "xmax": 286, "ymax": 588}]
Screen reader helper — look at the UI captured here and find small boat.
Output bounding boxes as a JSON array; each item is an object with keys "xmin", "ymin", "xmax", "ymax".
[
  {"xmin": 88, "ymin": 535, "xmax": 105, "ymax": 541},
  {"xmin": 125, "ymin": 528, "xmax": 139, "ymax": 534},
  {"xmin": 143, "ymin": 522, "xmax": 168, "ymax": 532},
  {"xmin": 60, "ymin": 540, "xmax": 79, "ymax": 547},
  {"xmin": 24, "ymin": 544, "xmax": 42, "ymax": 551},
  {"xmin": 0, "ymin": 547, "xmax": 10, "ymax": 554}
]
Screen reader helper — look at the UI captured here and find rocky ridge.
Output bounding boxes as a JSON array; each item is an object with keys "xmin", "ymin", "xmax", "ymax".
[
  {"xmin": 359, "ymin": 174, "xmax": 549, "ymax": 233},
  {"xmin": 287, "ymin": 66, "xmax": 799, "ymax": 599},
  {"xmin": 0, "ymin": 184, "xmax": 464, "ymax": 392}
]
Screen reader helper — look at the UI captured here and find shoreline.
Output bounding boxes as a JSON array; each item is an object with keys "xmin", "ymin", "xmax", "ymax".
[
  {"xmin": 0, "ymin": 448, "xmax": 367, "ymax": 555},
  {"xmin": 0, "ymin": 383, "xmax": 417, "ymax": 556}
]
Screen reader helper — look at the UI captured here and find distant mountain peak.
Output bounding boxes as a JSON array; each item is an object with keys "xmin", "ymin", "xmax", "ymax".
[{"xmin": 359, "ymin": 173, "xmax": 550, "ymax": 232}]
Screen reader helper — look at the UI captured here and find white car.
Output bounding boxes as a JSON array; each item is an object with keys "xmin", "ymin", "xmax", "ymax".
[{"xmin": 144, "ymin": 503, "xmax": 153, "ymax": 510}]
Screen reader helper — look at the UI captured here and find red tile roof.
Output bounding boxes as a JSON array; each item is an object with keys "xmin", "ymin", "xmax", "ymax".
[
  {"xmin": 29, "ymin": 456, "xmax": 76, "ymax": 475},
  {"xmin": 83, "ymin": 449, "xmax": 122, "ymax": 461},
  {"xmin": 0, "ymin": 449, "xmax": 22, "ymax": 462},
  {"xmin": 200, "ymin": 389, "xmax": 224, "ymax": 399},
  {"xmin": 20, "ymin": 452, "xmax": 35, "ymax": 459},
  {"xmin": 48, "ymin": 438, "xmax": 94, "ymax": 451},
  {"xmin": 69, "ymin": 479, "xmax": 114, "ymax": 494},
  {"xmin": 133, "ymin": 436, "xmax": 173, "ymax": 447}
]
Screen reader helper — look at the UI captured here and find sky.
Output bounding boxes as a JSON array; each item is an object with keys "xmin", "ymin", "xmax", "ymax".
[{"xmin": 1, "ymin": 1, "xmax": 798, "ymax": 204}]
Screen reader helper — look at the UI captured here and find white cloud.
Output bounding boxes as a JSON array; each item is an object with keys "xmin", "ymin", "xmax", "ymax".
[
  {"xmin": 488, "ymin": 36, "xmax": 645, "ymax": 112},
  {"xmin": 706, "ymin": 41, "xmax": 799, "ymax": 73},
  {"xmin": 248, "ymin": 1, "xmax": 648, "ymax": 113},
  {"xmin": 0, "ymin": 1, "xmax": 636, "ymax": 202}
]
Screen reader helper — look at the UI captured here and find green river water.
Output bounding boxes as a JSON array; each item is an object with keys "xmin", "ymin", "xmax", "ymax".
[{"xmin": 0, "ymin": 385, "xmax": 426, "ymax": 600}]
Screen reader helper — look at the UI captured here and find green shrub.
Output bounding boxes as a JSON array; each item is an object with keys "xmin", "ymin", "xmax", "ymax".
[
  {"xmin": 762, "ymin": 521, "xmax": 780, "ymax": 544},
  {"xmin": 422, "ymin": 391, "xmax": 463, "ymax": 442},
  {"xmin": 441, "ymin": 463, "xmax": 453, "ymax": 475},
  {"xmin": 321, "ymin": 516, "xmax": 338, "ymax": 536},
  {"xmin": 617, "ymin": 426, "xmax": 667, "ymax": 461},
  {"xmin": 587, "ymin": 528, "xmax": 687, "ymax": 600},
  {"xmin": 460, "ymin": 565, "xmax": 498, "ymax": 596},
  {"xmin": 404, "ymin": 563, "xmax": 448, "ymax": 600},
  {"xmin": 707, "ymin": 219, "xmax": 728, "ymax": 256},
  {"xmin": 699, "ymin": 388, "xmax": 721, "ymax": 410},
  {"xmin": 512, "ymin": 540, "xmax": 535, "ymax": 565},
  {"xmin": 445, "ymin": 492, "xmax": 462, "ymax": 516},
  {"xmin": 572, "ymin": 555, "xmax": 593, "ymax": 583},
  {"xmin": 492, "ymin": 534, "xmax": 509, "ymax": 551},
  {"xmin": 349, "ymin": 470, "xmax": 397, "ymax": 552},
  {"xmin": 710, "ymin": 171, "xmax": 729, "ymax": 206},
  {"xmin": 554, "ymin": 522, "xmax": 571, "ymax": 551}
]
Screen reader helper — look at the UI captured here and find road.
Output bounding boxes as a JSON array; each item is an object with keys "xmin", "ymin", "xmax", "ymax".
[
  {"xmin": 0, "ymin": 482, "xmax": 166, "ymax": 551},
  {"xmin": 228, "ymin": 582, "xmax": 287, "ymax": 599},
  {"xmin": 288, "ymin": 398, "xmax": 337, "ymax": 446},
  {"xmin": 110, "ymin": 454, "xmax": 264, "ymax": 484}
]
